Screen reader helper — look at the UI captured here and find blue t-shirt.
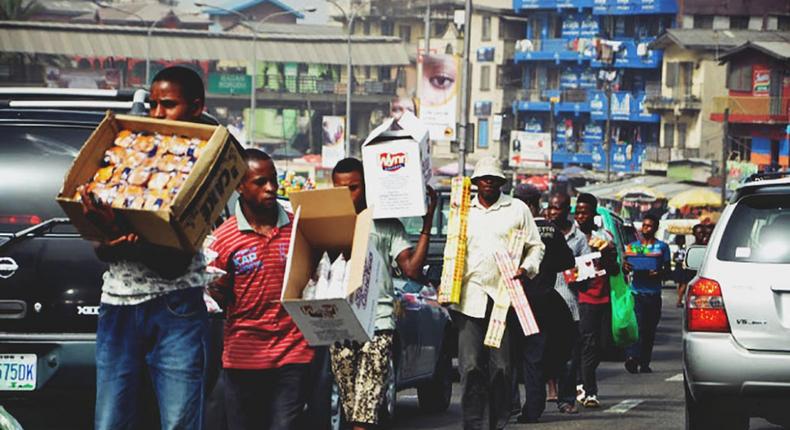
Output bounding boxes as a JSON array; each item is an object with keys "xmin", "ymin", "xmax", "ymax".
[{"xmin": 628, "ymin": 240, "xmax": 671, "ymax": 295}]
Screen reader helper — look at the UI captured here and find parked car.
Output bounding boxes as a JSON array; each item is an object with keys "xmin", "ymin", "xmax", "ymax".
[{"xmin": 683, "ymin": 175, "xmax": 790, "ymax": 429}]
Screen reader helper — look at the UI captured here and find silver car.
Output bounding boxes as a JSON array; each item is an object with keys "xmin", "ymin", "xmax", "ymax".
[{"xmin": 684, "ymin": 176, "xmax": 790, "ymax": 429}]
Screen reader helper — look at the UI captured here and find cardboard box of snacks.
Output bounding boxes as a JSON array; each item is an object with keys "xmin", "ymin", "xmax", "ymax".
[
  {"xmin": 56, "ymin": 111, "xmax": 246, "ymax": 253},
  {"xmin": 280, "ymin": 187, "xmax": 384, "ymax": 346}
]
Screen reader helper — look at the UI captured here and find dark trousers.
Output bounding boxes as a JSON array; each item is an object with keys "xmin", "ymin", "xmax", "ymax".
[
  {"xmin": 519, "ymin": 332, "xmax": 546, "ymax": 421},
  {"xmin": 454, "ymin": 307, "xmax": 514, "ymax": 430},
  {"xmin": 626, "ymin": 293, "xmax": 663, "ymax": 367},
  {"xmin": 556, "ymin": 322, "xmax": 580, "ymax": 406},
  {"xmin": 579, "ymin": 302, "xmax": 609, "ymax": 397},
  {"xmin": 224, "ymin": 364, "xmax": 310, "ymax": 430}
]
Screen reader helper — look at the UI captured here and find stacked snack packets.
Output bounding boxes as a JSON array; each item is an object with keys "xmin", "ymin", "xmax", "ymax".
[
  {"xmin": 278, "ymin": 171, "xmax": 316, "ymax": 198},
  {"xmin": 484, "ymin": 229, "xmax": 541, "ymax": 348},
  {"xmin": 76, "ymin": 129, "xmax": 208, "ymax": 211},
  {"xmin": 438, "ymin": 176, "xmax": 471, "ymax": 304},
  {"xmin": 301, "ymin": 252, "xmax": 351, "ymax": 300}
]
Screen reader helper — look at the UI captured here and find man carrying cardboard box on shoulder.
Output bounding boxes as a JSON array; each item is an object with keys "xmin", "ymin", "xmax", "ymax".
[
  {"xmin": 209, "ymin": 148, "xmax": 314, "ymax": 430},
  {"xmin": 330, "ymin": 157, "xmax": 437, "ymax": 429},
  {"xmin": 78, "ymin": 66, "xmax": 214, "ymax": 430}
]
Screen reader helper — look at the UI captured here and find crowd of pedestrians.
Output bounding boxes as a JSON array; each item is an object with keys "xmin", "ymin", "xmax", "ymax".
[{"xmin": 78, "ymin": 65, "xmax": 709, "ymax": 430}]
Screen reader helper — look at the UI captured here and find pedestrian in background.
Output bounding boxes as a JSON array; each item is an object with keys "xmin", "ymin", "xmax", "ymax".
[
  {"xmin": 512, "ymin": 185, "xmax": 575, "ymax": 424},
  {"xmin": 545, "ymin": 190, "xmax": 590, "ymax": 415},
  {"xmin": 330, "ymin": 158, "xmax": 437, "ymax": 430},
  {"xmin": 574, "ymin": 193, "xmax": 620, "ymax": 408},
  {"xmin": 210, "ymin": 149, "xmax": 313, "ymax": 430},
  {"xmin": 452, "ymin": 157, "xmax": 544, "ymax": 430},
  {"xmin": 623, "ymin": 213, "xmax": 671, "ymax": 374},
  {"xmin": 80, "ymin": 66, "xmax": 212, "ymax": 430}
]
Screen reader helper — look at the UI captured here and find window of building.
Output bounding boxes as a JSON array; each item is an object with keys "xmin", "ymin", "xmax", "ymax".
[
  {"xmin": 379, "ymin": 67, "xmax": 390, "ymax": 81},
  {"xmin": 694, "ymin": 15, "xmax": 714, "ymax": 29},
  {"xmin": 365, "ymin": 66, "xmax": 371, "ymax": 79},
  {"xmin": 677, "ymin": 123, "xmax": 687, "ymax": 149},
  {"xmin": 399, "ymin": 25, "xmax": 412, "ymax": 43},
  {"xmin": 496, "ymin": 65, "xmax": 504, "ymax": 89},
  {"xmin": 499, "ymin": 18, "xmax": 506, "ymax": 40},
  {"xmin": 665, "ymin": 62, "xmax": 679, "ymax": 88},
  {"xmin": 664, "ymin": 123, "xmax": 675, "ymax": 148},
  {"xmin": 396, "ymin": 67, "xmax": 405, "ymax": 88},
  {"xmin": 363, "ymin": 21, "xmax": 371, "ymax": 35},
  {"xmin": 381, "ymin": 21, "xmax": 394, "ymax": 36},
  {"xmin": 481, "ymin": 15, "xmax": 492, "ymax": 41},
  {"xmin": 480, "ymin": 65, "xmax": 491, "ymax": 91},
  {"xmin": 478, "ymin": 119, "xmax": 489, "ymax": 149},
  {"xmin": 727, "ymin": 63, "xmax": 752, "ymax": 92},
  {"xmin": 729, "ymin": 16, "xmax": 749, "ymax": 29},
  {"xmin": 434, "ymin": 22, "xmax": 447, "ymax": 37},
  {"xmin": 780, "ymin": 16, "xmax": 790, "ymax": 31}
]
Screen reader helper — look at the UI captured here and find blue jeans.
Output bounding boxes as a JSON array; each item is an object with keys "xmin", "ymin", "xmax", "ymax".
[{"xmin": 95, "ymin": 288, "xmax": 209, "ymax": 430}]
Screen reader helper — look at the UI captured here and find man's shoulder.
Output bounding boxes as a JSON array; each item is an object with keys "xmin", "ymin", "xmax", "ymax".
[{"xmin": 213, "ymin": 216, "xmax": 240, "ymax": 242}]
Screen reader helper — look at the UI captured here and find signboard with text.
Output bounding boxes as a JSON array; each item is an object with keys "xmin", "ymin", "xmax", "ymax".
[
  {"xmin": 208, "ymin": 73, "xmax": 252, "ymax": 95},
  {"xmin": 509, "ymin": 131, "xmax": 551, "ymax": 169}
]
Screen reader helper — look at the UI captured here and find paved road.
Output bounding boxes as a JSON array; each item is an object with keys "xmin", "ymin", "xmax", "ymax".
[
  {"xmin": 390, "ymin": 289, "xmax": 783, "ymax": 430},
  {"xmin": 2, "ymin": 290, "xmax": 784, "ymax": 429}
]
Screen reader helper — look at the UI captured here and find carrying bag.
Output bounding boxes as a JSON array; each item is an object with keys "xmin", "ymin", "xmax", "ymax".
[{"xmin": 599, "ymin": 210, "xmax": 639, "ymax": 346}]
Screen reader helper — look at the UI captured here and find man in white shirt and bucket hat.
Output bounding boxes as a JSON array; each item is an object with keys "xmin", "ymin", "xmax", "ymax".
[{"xmin": 452, "ymin": 157, "xmax": 544, "ymax": 430}]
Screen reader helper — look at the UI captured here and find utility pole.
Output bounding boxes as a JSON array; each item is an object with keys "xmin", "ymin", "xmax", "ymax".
[
  {"xmin": 457, "ymin": 0, "xmax": 472, "ymax": 176},
  {"xmin": 605, "ymin": 79, "xmax": 612, "ymax": 183},
  {"xmin": 424, "ymin": 0, "xmax": 431, "ymax": 58},
  {"xmin": 721, "ymin": 108, "xmax": 729, "ymax": 206}
]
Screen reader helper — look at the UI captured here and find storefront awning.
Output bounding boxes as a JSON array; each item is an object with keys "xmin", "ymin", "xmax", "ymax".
[{"xmin": 0, "ymin": 21, "xmax": 411, "ymax": 66}]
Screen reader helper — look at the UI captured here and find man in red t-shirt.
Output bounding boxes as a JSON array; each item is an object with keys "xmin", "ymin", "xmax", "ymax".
[
  {"xmin": 210, "ymin": 148, "xmax": 314, "ymax": 430},
  {"xmin": 574, "ymin": 193, "xmax": 620, "ymax": 409}
]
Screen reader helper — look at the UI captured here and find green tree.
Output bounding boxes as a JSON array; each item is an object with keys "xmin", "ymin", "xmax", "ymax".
[{"xmin": 0, "ymin": 0, "xmax": 42, "ymax": 20}]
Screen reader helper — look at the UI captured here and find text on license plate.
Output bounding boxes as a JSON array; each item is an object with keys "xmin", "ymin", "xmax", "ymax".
[{"xmin": 0, "ymin": 354, "xmax": 36, "ymax": 391}]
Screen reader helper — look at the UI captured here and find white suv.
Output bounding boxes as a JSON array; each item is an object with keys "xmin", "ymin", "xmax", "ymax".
[{"xmin": 684, "ymin": 176, "xmax": 790, "ymax": 429}]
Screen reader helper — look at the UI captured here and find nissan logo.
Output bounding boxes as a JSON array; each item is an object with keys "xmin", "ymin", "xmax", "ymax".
[{"xmin": 0, "ymin": 257, "xmax": 19, "ymax": 279}]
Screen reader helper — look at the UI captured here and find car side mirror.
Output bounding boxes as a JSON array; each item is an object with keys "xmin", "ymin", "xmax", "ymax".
[{"xmin": 685, "ymin": 245, "xmax": 707, "ymax": 271}]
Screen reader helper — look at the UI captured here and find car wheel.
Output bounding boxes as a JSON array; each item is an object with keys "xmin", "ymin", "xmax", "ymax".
[
  {"xmin": 417, "ymin": 345, "xmax": 453, "ymax": 412},
  {"xmin": 685, "ymin": 380, "xmax": 748, "ymax": 430},
  {"xmin": 378, "ymin": 354, "xmax": 397, "ymax": 427}
]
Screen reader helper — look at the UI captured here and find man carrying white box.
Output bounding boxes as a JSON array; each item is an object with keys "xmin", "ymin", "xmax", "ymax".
[{"xmin": 330, "ymin": 157, "xmax": 437, "ymax": 429}]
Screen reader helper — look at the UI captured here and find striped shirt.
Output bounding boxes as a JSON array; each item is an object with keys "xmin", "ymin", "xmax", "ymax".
[{"xmin": 210, "ymin": 201, "xmax": 314, "ymax": 369}]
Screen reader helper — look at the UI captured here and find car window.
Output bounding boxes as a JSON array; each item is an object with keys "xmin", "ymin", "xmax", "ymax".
[
  {"xmin": 717, "ymin": 195, "xmax": 790, "ymax": 264},
  {"xmin": 0, "ymin": 124, "xmax": 91, "ymax": 233}
]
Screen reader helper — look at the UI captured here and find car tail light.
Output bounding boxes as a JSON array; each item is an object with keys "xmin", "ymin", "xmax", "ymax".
[
  {"xmin": 0, "ymin": 214, "xmax": 42, "ymax": 225},
  {"xmin": 687, "ymin": 277, "xmax": 730, "ymax": 333}
]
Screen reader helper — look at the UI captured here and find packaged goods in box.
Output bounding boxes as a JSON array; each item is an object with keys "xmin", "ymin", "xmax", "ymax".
[
  {"xmin": 57, "ymin": 112, "xmax": 246, "ymax": 253},
  {"xmin": 625, "ymin": 243, "xmax": 664, "ymax": 271},
  {"xmin": 361, "ymin": 111, "xmax": 432, "ymax": 219},
  {"xmin": 280, "ymin": 188, "xmax": 383, "ymax": 346}
]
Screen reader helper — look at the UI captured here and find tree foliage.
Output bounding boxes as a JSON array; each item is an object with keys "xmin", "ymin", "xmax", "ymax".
[{"xmin": 0, "ymin": 0, "xmax": 43, "ymax": 20}]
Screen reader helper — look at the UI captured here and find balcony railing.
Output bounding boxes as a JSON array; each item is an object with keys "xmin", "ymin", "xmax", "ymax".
[
  {"xmin": 711, "ymin": 96, "xmax": 790, "ymax": 123},
  {"xmin": 645, "ymin": 91, "xmax": 702, "ymax": 111},
  {"xmin": 255, "ymin": 76, "xmax": 397, "ymax": 97},
  {"xmin": 514, "ymin": 38, "xmax": 594, "ymax": 62}
]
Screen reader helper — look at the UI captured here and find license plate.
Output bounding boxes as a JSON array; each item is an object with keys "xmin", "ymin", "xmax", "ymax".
[{"xmin": 0, "ymin": 354, "xmax": 36, "ymax": 391}]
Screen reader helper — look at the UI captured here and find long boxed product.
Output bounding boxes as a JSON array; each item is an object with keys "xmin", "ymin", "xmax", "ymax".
[
  {"xmin": 438, "ymin": 176, "xmax": 470, "ymax": 304},
  {"xmin": 280, "ymin": 187, "xmax": 384, "ymax": 346},
  {"xmin": 57, "ymin": 111, "xmax": 246, "ymax": 253}
]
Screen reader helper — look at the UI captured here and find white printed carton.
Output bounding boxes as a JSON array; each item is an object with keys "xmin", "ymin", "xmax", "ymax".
[
  {"xmin": 280, "ymin": 188, "xmax": 383, "ymax": 346},
  {"xmin": 361, "ymin": 111, "xmax": 432, "ymax": 219}
]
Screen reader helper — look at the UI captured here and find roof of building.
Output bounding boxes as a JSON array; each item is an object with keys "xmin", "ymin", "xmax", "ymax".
[
  {"xmin": 28, "ymin": 0, "xmax": 98, "ymax": 17},
  {"xmin": 0, "ymin": 20, "xmax": 409, "ymax": 65},
  {"xmin": 203, "ymin": 0, "xmax": 305, "ymax": 19},
  {"xmin": 718, "ymin": 41, "xmax": 790, "ymax": 62},
  {"xmin": 227, "ymin": 22, "xmax": 344, "ymax": 36},
  {"xmin": 651, "ymin": 29, "xmax": 790, "ymax": 51},
  {"xmin": 72, "ymin": 3, "xmax": 212, "ymax": 26}
]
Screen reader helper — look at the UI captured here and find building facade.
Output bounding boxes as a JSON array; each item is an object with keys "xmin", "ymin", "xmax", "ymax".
[{"xmin": 511, "ymin": 0, "xmax": 677, "ymax": 174}]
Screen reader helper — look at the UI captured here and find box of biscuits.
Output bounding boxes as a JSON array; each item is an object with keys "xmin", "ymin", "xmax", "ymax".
[{"xmin": 57, "ymin": 111, "xmax": 246, "ymax": 252}]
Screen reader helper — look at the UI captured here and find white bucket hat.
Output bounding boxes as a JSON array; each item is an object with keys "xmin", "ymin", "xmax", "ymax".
[{"xmin": 471, "ymin": 157, "xmax": 506, "ymax": 181}]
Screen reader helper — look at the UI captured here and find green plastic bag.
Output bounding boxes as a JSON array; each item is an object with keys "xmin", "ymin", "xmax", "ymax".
[{"xmin": 598, "ymin": 209, "xmax": 639, "ymax": 346}]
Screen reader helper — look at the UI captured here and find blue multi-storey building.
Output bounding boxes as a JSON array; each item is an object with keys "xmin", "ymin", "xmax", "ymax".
[{"xmin": 512, "ymin": 0, "xmax": 676, "ymax": 173}]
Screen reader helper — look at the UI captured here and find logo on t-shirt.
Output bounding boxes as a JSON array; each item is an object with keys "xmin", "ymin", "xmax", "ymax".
[{"xmin": 233, "ymin": 246, "xmax": 262, "ymax": 275}]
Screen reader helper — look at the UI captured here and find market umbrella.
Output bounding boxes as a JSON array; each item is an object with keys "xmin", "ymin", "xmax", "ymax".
[
  {"xmin": 615, "ymin": 186, "xmax": 663, "ymax": 202},
  {"xmin": 523, "ymin": 175, "xmax": 549, "ymax": 192},
  {"xmin": 668, "ymin": 188, "xmax": 722, "ymax": 209}
]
